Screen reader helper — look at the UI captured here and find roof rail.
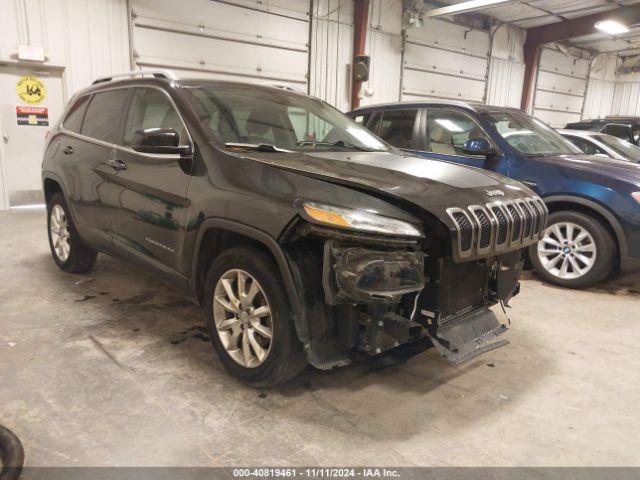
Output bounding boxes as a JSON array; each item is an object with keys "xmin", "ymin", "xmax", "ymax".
[
  {"xmin": 271, "ymin": 83, "xmax": 305, "ymax": 94},
  {"xmin": 92, "ymin": 69, "xmax": 178, "ymax": 85}
]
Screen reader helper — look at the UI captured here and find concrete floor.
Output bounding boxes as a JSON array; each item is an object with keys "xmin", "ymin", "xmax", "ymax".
[{"xmin": 1, "ymin": 208, "xmax": 639, "ymax": 467}]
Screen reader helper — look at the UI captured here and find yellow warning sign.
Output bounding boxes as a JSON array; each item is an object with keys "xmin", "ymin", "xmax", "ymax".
[{"xmin": 16, "ymin": 76, "xmax": 46, "ymax": 104}]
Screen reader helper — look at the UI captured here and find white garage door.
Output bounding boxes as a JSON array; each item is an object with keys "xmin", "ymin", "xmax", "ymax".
[
  {"xmin": 131, "ymin": 0, "xmax": 310, "ymax": 89},
  {"xmin": 401, "ymin": 19, "xmax": 489, "ymax": 103},
  {"xmin": 532, "ymin": 47, "xmax": 589, "ymax": 128}
]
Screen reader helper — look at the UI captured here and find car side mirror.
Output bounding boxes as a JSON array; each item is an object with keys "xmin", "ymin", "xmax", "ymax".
[
  {"xmin": 131, "ymin": 128, "xmax": 191, "ymax": 156},
  {"xmin": 462, "ymin": 137, "xmax": 495, "ymax": 158}
]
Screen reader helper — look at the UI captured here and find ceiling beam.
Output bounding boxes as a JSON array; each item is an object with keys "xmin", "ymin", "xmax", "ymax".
[
  {"xmin": 425, "ymin": 0, "xmax": 526, "ymax": 18},
  {"xmin": 521, "ymin": 4, "xmax": 640, "ymax": 110}
]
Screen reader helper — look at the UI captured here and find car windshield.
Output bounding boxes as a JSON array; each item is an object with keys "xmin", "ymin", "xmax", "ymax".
[
  {"xmin": 481, "ymin": 110, "xmax": 581, "ymax": 156},
  {"xmin": 594, "ymin": 133, "xmax": 640, "ymax": 161},
  {"xmin": 183, "ymin": 84, "xmax": 388, "ymax": 152}
]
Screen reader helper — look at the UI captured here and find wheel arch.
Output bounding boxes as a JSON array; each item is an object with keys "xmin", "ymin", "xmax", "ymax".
[
  {"xmin": 543, "ymin": 195, "xmax": 627, "ymax": 259},
  {"xmin": 189, "ymin": 218, "xmax": 309, "ymax": 344}
]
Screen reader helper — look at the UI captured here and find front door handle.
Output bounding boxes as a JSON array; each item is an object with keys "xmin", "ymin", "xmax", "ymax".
[
  {"xmin": 107, "ymin": 159, "xmax": 127, "ymax": 171},
  {"xmin": 63, "ymin": 146, "xmax": 74, "ymax": 155}
]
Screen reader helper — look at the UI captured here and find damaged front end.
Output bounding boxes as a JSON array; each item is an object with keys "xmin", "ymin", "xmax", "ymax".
[{"xmin": 281, "ymin": 201, "xmax": 532, "ymax": 369}]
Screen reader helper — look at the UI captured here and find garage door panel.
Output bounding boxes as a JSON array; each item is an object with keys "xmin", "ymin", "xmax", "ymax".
[
  {"xmin": 402, "ymin": 69, "xmax": 485, "ymax": 103},
  {"xmin": 539, "ymin": 48, "xmax": 589, "ymax": 78},
  {"xmin": 133, "ymin": 0, "xmax": 308, "ymax": 51},
  {"xmin": 216, "ymin": 0, "xmax": 310, "ymax": 19},
  {"xmin": 134, "ymin": 27, "xmax": 307, "ymax": 83},
  {"xmin": 534, "ymin": 90, "xmax": 583, "ymax": 114},
  {"xmin": 404, "ymin": 43, "xmax": 487, "ymax": 79},
  {"xmin": 406, "ymin": 19, "xmax": 490, "ymax": 58},
  {"xmin": 536, "ymin": 71, "xmax": 586, "ymax": 97},
  {"xmin": 534, "ymin": 109, "xmax": 581, "ymax": 128}
]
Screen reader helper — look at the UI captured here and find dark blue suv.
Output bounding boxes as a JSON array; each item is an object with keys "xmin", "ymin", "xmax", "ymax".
[{"xmin": 348, "ymin": 101, "xmax": 640, "ymax": 288}]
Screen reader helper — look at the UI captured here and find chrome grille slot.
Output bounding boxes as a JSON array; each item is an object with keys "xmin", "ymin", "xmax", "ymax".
[
  {"xmin": 446, "ymin": 207, "xmax": 475, "ymax": 258},
  {"xmin": 517, "ymin": 199, "xmax": 534, "ymax": 240},
  {"xmin": 469, "ymin": 206, "xmax": 494, "ymax": 254},
  {"xmin": 487, "ymin": 202, "xmax": 509, "ymax": 249},
  {"xmin": 505, "ymin": 202, "xmax": 523, "ymax": 244},
  {"xmin": 535, "ymin": 198, "xmax": 548, "ymax": 233},
  {"xmin": 526, "ymin": 198, "xmax": 540, "ymax": 237}
]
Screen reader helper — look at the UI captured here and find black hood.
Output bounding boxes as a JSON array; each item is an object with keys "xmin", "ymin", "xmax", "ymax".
[{"xmin": 230, "ymin": 149, "xmax": 537, "ymax": 214}]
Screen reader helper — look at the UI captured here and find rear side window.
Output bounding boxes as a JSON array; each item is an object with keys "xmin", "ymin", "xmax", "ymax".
[
  {"xmin": 62, "ymin": 95, "xmax": 90, "ymax": 133},
  {"xmin": 565, "ymin": 136, "xmax": 605, "ymax": 156},
  {"xmin": 371, "ymin": 109, "xmax": 417, "ymax": 149},
  {"xmin": 81, "ymin": 89, "xmax": 129, "ymax": 143},
  {"xmin": 603, "ymin": 124, "xmax": 632, "ymax": 142},
  {"xmin": 123, "ymin": 88, "xmax": 188, "ymax": 146}
]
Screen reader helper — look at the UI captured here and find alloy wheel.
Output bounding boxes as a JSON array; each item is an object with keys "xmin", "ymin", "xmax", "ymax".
[
  {"xmin": 212, "ymin": 269, "xmax": 273, "ymax": 368},
  {"xmin": 537, "ymin": 221, "xmax": 597, "ymax": 280},
  {"xmin": 50, "ymin": 204, "xmax": 71, "ymax": 262}
]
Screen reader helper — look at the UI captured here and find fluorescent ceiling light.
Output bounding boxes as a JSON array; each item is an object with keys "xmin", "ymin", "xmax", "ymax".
[
  {"xmin": 595, "ymin": 19, "xmax": 629, "ymax": 35},
  {"xmin": 425, "ymin": 0, "xmax": 516, "ymax": 18}
]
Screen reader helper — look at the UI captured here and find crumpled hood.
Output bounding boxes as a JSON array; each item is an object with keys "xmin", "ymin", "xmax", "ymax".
[{"xmin": 232, "ymin": 149, "xmax": 536, "ymax": 213}]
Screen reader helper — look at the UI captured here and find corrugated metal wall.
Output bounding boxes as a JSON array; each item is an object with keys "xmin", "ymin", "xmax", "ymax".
[
  {"xmin": 532, "ymin": 45, "xmax": 590, "ymax": 127},
  {"xmin": 612, "ymin": 71, "xmax": 640, "ymax": 116},
  {"xmin": 486, "ymin": 25, "xmax": 525, "ymax": 108},
  {"xmin": 0, "ymin": 0, "xmax": 130, "ymax": 99},
  {"xmin": 582, "ymin": 54, "xmax": 617, "ymax": 120}
]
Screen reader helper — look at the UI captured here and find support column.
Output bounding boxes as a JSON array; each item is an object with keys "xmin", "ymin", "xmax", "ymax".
[{"xmin": 351, "ymin": 0, "xmax": 369, "ymax": 110}]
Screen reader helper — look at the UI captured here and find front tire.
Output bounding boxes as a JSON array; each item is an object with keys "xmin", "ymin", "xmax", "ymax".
[
  {"xmin": 47, "ymin": 193, "xmax": 97, "ymax": 273},
  {"xmin": 204, "ymin": 246, "xmax": 306, "ymax": 387},
  {"xmin": 529, "ymin": 210, "xmax": 615, "ymax": 289}
]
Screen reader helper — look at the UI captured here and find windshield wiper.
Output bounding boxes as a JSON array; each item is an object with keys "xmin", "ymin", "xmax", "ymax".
[
  {"xmin": 225, "ymin": 142, "xmax": 292, "ymax": 153},
  {"xmin": 296, "ymin": 140, "xmax": 380, "ymax": 152}
]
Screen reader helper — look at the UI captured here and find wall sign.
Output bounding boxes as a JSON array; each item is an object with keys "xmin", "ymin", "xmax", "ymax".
[
  {"xmin": 16, "ymin": 76, "xmax": 46, "ymax": 104},
  {"xmin": 16, "ymin": 106, "xmax": 49, "ymax": 126}
]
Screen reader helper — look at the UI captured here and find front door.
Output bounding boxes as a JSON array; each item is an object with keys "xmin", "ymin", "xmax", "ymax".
[
  {"xmin": 107, "ymin": 86, "xmax": 193, "ymax": 279},
  {"xmin": 0, "ymin": 66, "xmax": 65, "ymax": 208},
  {"xmin": 418, "ymin": 107, "xmax": 509, "ymax": 176}
]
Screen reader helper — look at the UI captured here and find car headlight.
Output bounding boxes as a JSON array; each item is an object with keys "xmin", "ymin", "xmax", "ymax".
[
  {"xmin": 300, "ymin": 201, "xmax": 423, "ymax": 238},
  {"xmin": 633, "ymin": 192, "xmax": 640, "ymax": 204}
]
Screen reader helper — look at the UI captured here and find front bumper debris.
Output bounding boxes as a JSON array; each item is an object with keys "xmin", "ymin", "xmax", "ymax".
[{"xmin": 427, "ymin": 307, "xmax": 509, "ymax": 365}]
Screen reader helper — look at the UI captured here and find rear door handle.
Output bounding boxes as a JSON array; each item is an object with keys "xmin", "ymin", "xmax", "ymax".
[
  {"xmin": 63, "ymin": 146, "xmax": 74, "ymax": 155},
  {"xmin": 107, "ymin": 159, "xmax": 127, "ymax": 171}
]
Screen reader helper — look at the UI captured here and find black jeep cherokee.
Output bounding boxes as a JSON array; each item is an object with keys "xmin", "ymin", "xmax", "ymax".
[{"xmin": 42, "ymin": 71, "xmax": 546, "ymax": 386}]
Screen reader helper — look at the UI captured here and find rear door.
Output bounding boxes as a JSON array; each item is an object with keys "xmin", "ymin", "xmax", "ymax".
[
  {"xmin": 107, "ymin": 86, "xmax": 193, "ymax": 279},
  {"xmin": 58, "ymin": 88, "xmax": 129, "ymax": 248},
  {"xmin": 367, "ymin": 108, "xmax": 422, "ymax": 153}
]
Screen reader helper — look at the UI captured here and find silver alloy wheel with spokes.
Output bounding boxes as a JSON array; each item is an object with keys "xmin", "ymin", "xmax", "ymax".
[
  {"xmin": 212, "ymin": 269, "xmax": 273, "ymax": 368},
  {"xmin": 537, "ymin": 221, "xmax": 597, "ymax": 280},
  {"xmin": 50, "ymin": 204, "xmax": 71, "ymax": 262}
]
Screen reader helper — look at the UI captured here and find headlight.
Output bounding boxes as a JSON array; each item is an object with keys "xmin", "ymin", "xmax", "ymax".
[
  {"xmin": 301, "ymin": 201, "xmax": 423, "ymax": 238},
  {"xmin": 633, "ymin": 192, "xmax": 640, "ymax": 204}
]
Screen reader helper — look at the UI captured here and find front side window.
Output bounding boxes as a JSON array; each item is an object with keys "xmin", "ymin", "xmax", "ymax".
[
  {"xmin": 564, "ymin": 136, "xmax": 606, "ymax": 156},
  {"xmin": 63, "ymin": 95, "xmax": 90, "ymax": 133},
  {"xmin": 184, "ymin": 84, "xmax": 387, "ymax": 152},
  {"xmin": 123, "ymin": 88, "xmax": 188, "ymax": 147},
  {"xmin": 81, "ymin": 89, "xmax": 129, "ymax": 143},
  {"xmin": 481, "ymin": 110, "xmax": 580, "ymax": 156},
  {"xmin": 426, "ymin": 108, "xmax": 489, "ymax": 156},
  {"xmin": 594, "ymin": 133, "xmax": 640, "ymax": 161}
]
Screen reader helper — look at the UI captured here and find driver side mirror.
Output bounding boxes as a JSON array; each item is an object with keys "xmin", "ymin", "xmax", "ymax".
[
  {"xmin": 462, "ymin": 137, "xmax": 496, "ymax": 158},
  {"xmin": 131, "ymin": 128, "xmax": 192, "ymax": 156}
]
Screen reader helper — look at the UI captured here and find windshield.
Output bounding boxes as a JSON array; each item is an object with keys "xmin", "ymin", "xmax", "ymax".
[
  {"xmin": 481, "ymin": 110, "xmax": 581, "ymax": 156},
  {"xmin": 594, "ymin": 134, "xmax": 640, "ymax": 161},
  {"xmin": 184, "ymin": 84, "xmax": 388, "ymax": 152}
]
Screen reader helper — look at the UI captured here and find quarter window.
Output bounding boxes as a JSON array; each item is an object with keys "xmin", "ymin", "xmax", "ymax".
[
  {"xmin": 123, "ymin": 88, "xmax": 188, "ymax": 147},
  {"xmin": 81, "ymin": 90, "xmax": 129, "ymax": 143},
  {"xmin": 62, "ymin": 95, "xmax": 89, "ymax": 133},
  {"xmin": 427, "ymin": 109, "xmax": 488, "ymax": 156}
]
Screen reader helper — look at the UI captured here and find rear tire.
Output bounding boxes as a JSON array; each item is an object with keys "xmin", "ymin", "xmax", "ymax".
[
  {"xmin": 204, "ymin": 246, "xmax": 307, "ymax": 387},
  {"xmin": 529, "ymin": 210, "xmax": 615, "ymax": 289},
  {"xmin": 47, "ymin": 192, "xmax": 97, "ymax": 273}
]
